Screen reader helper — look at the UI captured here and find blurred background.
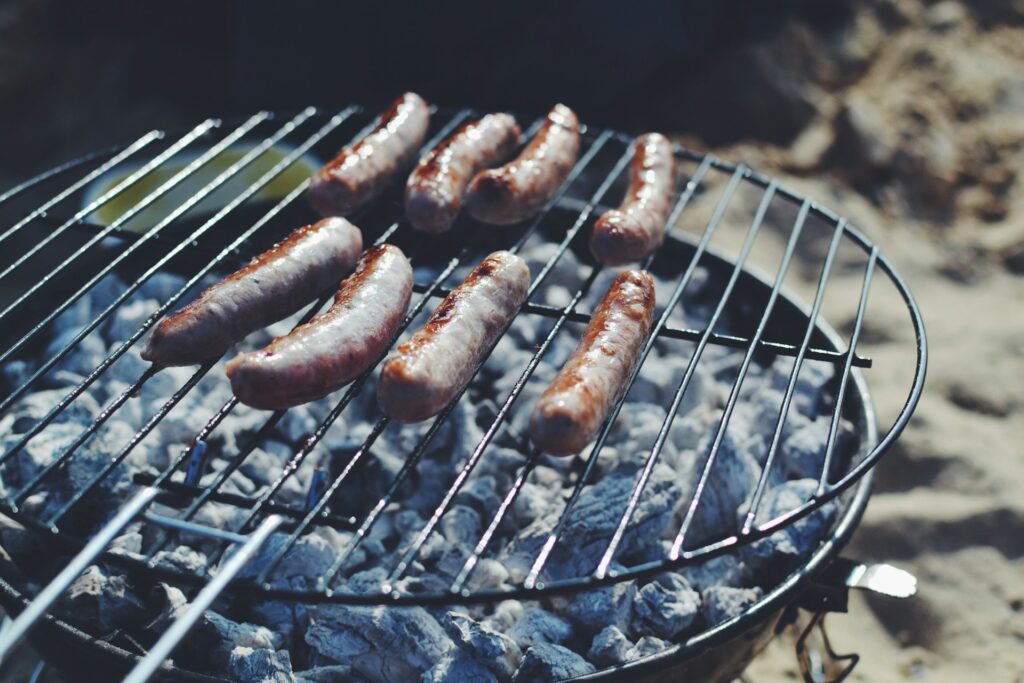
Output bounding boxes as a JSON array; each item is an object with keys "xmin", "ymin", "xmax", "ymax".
[{"xmin": 1, "ymin": 0, "xmax": 1022, "ymax": 680}]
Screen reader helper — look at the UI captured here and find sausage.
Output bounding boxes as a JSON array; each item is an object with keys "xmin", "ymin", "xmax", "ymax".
[
  {"xmin": 405, "ymin": 113, "xmax": 521, "ymax": 233},
  {"xmin": 590, "ymin": 134, "xmax": 676, "ymax": 266},
  {"xmin": 529, "ymin": 270, "xmax": 656, "ymax": 456},
  {"xmin": 307, "ymin": 92, "xmax": 430, "ymax": 216},
  {"xmin": 378, "ymin": 251, "xmax": 530, "ymax": 422},
  {"xmin": 225, "ymin": 245, "xmax": 413, "ymax": 410},
  {"xmin": 141, "ymin": 217, "xmax": 363, "ymax": 367},
  {"xmin": 463, "ymin": 104, "xmax": 580, "ymax": 225}
]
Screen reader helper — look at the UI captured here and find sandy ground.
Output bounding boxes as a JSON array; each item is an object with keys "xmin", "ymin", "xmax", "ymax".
[{"xmin": 720, "ymin": 1, "xmax": 1024, "ymax": 680}]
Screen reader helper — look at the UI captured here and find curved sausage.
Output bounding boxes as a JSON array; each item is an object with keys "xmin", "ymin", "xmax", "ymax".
[
  {"xmin": 378, "ymin": 251, "xmax": 530, "ymax": 422},
  {"xmin": 141, "ymin": 217, "xmax": 363, "ymax": 367},
  {"xmin": 463, "ymin": 104, "xmax": 580, "ymax": 225},
  {"xmin": 226, "ymin": 245, "xmax": 413, "ymax": 410},
  {"xmin": 405, "ymin": 113, "xmax": 521, "ymax": 233},
  {"xmin": 307, "ymin": 92, "xmax": 430, "ymax": 217},
  {"xmin": 590, "ymin": 134, "xmax": 676, "ymax": 266},
  {"xmin": 529, "ymin": 270, "xmax": 656, "ymax": 456}
]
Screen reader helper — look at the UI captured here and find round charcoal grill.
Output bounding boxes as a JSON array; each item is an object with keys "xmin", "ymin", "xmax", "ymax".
[{"xmin": 0, "ymin": 105, "xmax": 926, "ymax": 682}]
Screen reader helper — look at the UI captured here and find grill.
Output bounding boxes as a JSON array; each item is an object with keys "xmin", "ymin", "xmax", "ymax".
[{"xmin": 0, "ymin": 104, "xmax": 926, "ymax": 682}]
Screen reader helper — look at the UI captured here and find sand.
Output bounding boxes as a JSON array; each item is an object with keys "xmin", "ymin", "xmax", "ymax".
[{"xmin": 692, "ymin": 1, "xmax": 1024, "ymax": 679}]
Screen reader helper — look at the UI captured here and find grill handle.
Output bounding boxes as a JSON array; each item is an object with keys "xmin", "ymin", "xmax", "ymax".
[{"xmin": 791, "ymin": 558, "xmax": 916, "ymax": 683}]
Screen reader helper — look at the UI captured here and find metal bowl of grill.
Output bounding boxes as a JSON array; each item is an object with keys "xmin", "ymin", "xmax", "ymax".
[{"xmin": 0, "ymin": 105, "xmax": 926, "ymax": 682}]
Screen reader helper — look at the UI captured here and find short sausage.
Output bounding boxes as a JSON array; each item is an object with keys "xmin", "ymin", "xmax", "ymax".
[
  {"xmin": 463, "ymin": 104, "xmax": 580, "ymax": 225},
  {"xmin": 141, "ymin": 217, "xmax": 363, "ymax": 367},
  {"xmin": 226, "ymin": 245, "xmax": 413, "ymax": 410},
  {"xmin": 307, "ymin": 92, "xmax": 430, "ymax": 216},
  {"xmin": 378, "ymin": 251, "xmax": 530, "ymax": 422},
  {"xmin": 529, "ymin": 270, "xmax": 656, "ymax": 456},
  {"xmin": 590, "ymin": 133, "xmax": 675, "ymax": 266}
]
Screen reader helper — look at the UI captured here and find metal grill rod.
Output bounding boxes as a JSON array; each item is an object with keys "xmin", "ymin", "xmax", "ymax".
[
  {"xmin": 817, "ymin": 249, "xmax": 877, "ymax": 496},
  {"xmin": 0, "ymin": 130, "xmax": 162, "ymax": 246},
  {"xmin": 522, "ymin": 163, "xmax": 748, "ymax": 588},
  {"xmin": 739, "ymin": 219, "xmax": 848, "ymax": 534},
  {"xmin": 252, "ymin": 128, "xmax": 617, "ymax": 587},
  {"xmin": 671, "ymin": 199, "xmax": 811, "ymax": 557},
  {"xmin": 0, "ymin": 119, "xmax": 220, "ymax": 298},
  {"xmin": 0, "ymin": 142, "xmax": 148, "ymax": 207},
  {"xmin": 124, "ymin": 515, "xmax": 283, "ymax": 683}
]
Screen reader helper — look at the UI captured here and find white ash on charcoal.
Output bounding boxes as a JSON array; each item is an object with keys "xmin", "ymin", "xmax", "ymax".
[{"xmin": 0, "ymin": 236, "xmax": 862, "ymax": 682}]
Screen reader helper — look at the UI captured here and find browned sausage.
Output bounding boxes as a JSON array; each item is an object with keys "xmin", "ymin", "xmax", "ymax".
[
  {"xmin": 141, "ymin": 217, "xmax": 363, "ymax": 367},
  {"xmin": 307, "ymin": 93, "xmax": 430, "ymax": 216},
  {"xmin": 225, "ymin": 245, "xmax": 413, "ymax": 410},
  {"xmin": 590, "ymin": 134, "xmax": 676, "ymax": 266},
  {"xmin": 405, "ymin": 113, "xmax": 522, "ymax": 233},
  {"xmin": 378, "ymin": 251, "xmax": 530, "ymax": 422},
  {"xmin": 463, "ymin": 104, "xmax": 580, "ymax": 225},
  {"xmin": 529, "ymin": 270, "xmax": 656, "ymax": 456}
]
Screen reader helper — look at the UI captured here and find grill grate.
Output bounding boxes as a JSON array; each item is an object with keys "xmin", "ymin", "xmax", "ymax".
[{"xmin": 0, "ymin": 103, "xmax": 925, "ymax": 628}]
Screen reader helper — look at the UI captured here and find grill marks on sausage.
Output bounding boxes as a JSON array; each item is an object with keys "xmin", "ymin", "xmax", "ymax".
[
  {"xmin": 405, "ymin": 113, "xmax": 522, "ymax": 233},
  {"xmin": 463, "ymin": 104, "xmax": 581, "ymax": 225},
  {"xmin": 225, "ymin": 245, "xmax": 413, "ymax": 410},
  {"xmin": 141, "ymin": 217, "xmax": 363, "ymax": 367},
  {"xmin": 307, "ymin": 92, "xmax": 430, "ymax": 217},
  {"xmin": 529, "ymin": 270, "xmax": 656, "ymax": 456},
  {"xmin": 590, "ymin": 134, "xmax": 676, "ymax": 266},
  {"xmin": 378, "ymin": 251, "xmax": 530, "ymax": 422}
]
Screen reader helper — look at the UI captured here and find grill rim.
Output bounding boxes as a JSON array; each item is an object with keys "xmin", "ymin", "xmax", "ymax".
[{"xmin": 0, "ymin": 106, "xmax": 925, "ymax": 602}]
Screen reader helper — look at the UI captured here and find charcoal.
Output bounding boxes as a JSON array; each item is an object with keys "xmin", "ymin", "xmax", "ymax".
[
  {"xmin": 631, "ymin": 573, "xmax": 701, "ymax": 640},
  {"xmin": 275, "ymin": 406, "xmax": 318, "ymax": 444},
  {"xmin": 463, "ymin": 558, "xmax": 511, "ymax": 592},
  {"xmin": 105, "ymin": 298, "xmax": 158, "ymax": 343},
  {"xmin": 783, "ymin": 416, "xmax": 856, "ymax": 480},
  {"xmin": 440, "ymin": 505, "xmax": 482, "ymax": 546},
  {"xmin": 507, "ymin": 608, "xmax": 574, "ymax": 650},
  {"xmin": 422, "ymin": 648, "xmax": 499, "ymax": 683},
  {"xmin": 679, "ymin": 555, "xmax": 750, "ymax": 593},
  {"xmin": 505, "ymin": 463, "xmax": 679, "ymax": 581},
  {"xmin": 513, "ymin": 643, "xmax": 595, "ymax": 682},
  {"xmin": 483, "ymin": 600, "xmax": 524, "ymax": 633},
  {"xmin": 197, "ymin": 611, "xmax": 283, "ymax": 654},
  {"xmin": 152, "ymin": 545, "xmax": 208, "ymax": 574},
  {"xmin": 442, "ymin": 611, "xmax": 522, "ymax": 679},
  {"xmin": 4, "ymin": 387, "xmax": 101, "ymax": 434},
  {"xmin": 701, "ymin": 586, "xmax": 764, "ymax": 626},
  {"xmin": 2, "ymin": 421, "xmax": 79, "ymax": 486},
  {"xmin": 138, "ymin": 272, "xmax": 188, "ymax": 302},
  {"xmin": 1, "ymin": 359, "xmax": 31, "ymax": 391},
  {"xmin": 142, "ymin": 583, "xmax": 188, "ymax": 635},
  {"xmin": 678, "ymin": 431, "xmax": 765, "ymax": 546},
  {"xmin": 565, "ymin": 580, "xmax": 635, "ymax": 635},
  {"xmin": 770, "ymin": 359, "xmax": 834, "ymax": 415},
  {"xmin": 229, "ymin": 646, "xmax": 295, "ymax": 683},
  {"xmin": 625, "ymin": 635, "xmax": 670, "ymax": 662},
  {"xmin": 587, "ymin": 625, "xmax": 633, "ymax": 667},
  {"xmin": 238, "ymin": 533, "xmax": 334, "ymax": 590},
  {"xmin": 42, "ymin": 327, "xmax": 105, "ymax": 378},
  {"xmin": 454, "ymin": 475, "xmax": 503, "ymax": 519},
  {"xmin": 305, "ymin": 601, "xmax": 453, "ymax": 683},
  {"xmin": 740, "ymin": 479, "xmax": 838, "ymax": 576},
  {"xmin": 295, "ymin": 665, "xmax": 357, "ymax": 682},
  {"xmin": 54, "ymin": 565, "xmax": 146, "ymax": 633}
]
